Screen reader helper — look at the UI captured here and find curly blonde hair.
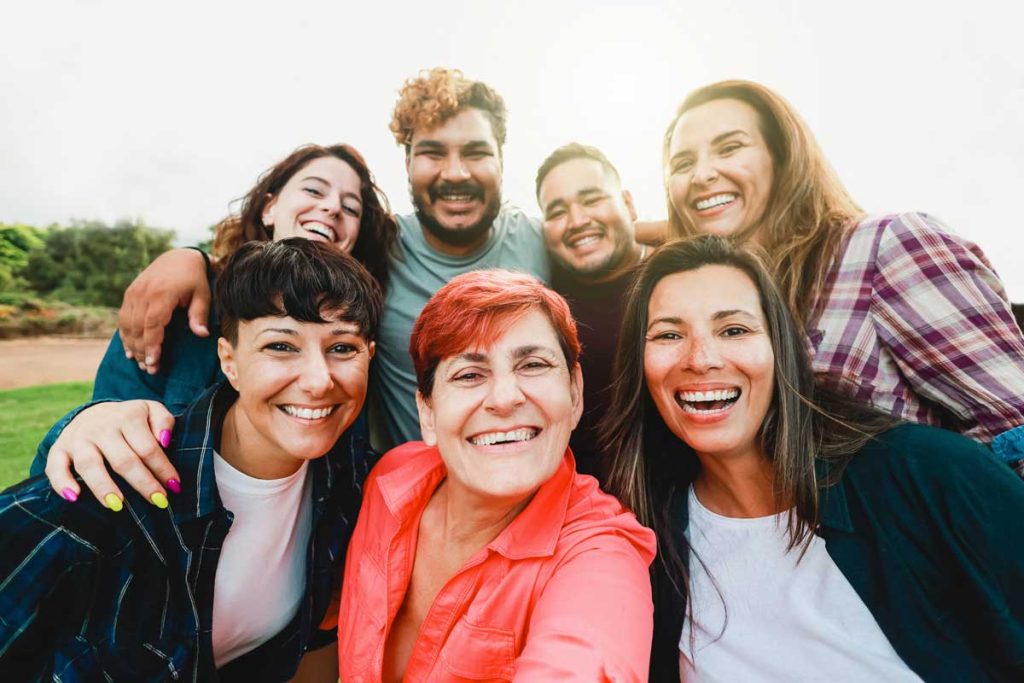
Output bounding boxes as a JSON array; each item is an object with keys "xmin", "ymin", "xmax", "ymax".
[{"xmin": 389, "ymin": 68, "xmax": 507, "ymax": 150}]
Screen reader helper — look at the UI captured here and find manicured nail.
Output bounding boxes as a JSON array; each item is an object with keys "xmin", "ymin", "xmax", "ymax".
[
  {"xmin": 125, "ymin": 349, "xmax": 133, "ymax": 360},
  {"xmin": 137, "ymin": 362, "xmax": 147, "ymax": 371},
  {"xmin": 150, "ymin": 492, "xmax": 169, "ymax": 509},
  {"xmin": 61, "ymin": 487, "xmax": 78, "ymax": 502},
  {"xmin": 159, "ymin": 429, "xmax": 172, "ymax": 448},
  {"xmin": 166, "ymin": 478, "xmax": 182, "ymax": 495},
  {"xmin": 104, "ymin": 493, "xmax": 123, "ymax": 512},
  {"xmin": 145, "ymin": 355, "xmax": 155, "ymax": 367}
]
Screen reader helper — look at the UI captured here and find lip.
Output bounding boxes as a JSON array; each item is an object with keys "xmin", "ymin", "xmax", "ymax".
[
  {"xmin": 300, "ymin": 219, "xmax": 337, "ymax": 242},
  {"xmin": 466, "ymin": 425, "xmax": 542, "ymax": 453},
  {"xmin": 673, "ymin": 383, "xmax": 741, "ymax": 425},
  {"xmin": 276, "ymin": 403, "xmax": 341, "ymax": 422},
  {"xmin": 564, "ymin": 229, "xmax": 606, "ymax": 252}
]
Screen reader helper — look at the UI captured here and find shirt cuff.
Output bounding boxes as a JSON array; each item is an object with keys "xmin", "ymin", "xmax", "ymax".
[{"xmin": 991, "ymin": 424, "xmax": 1024, "ymax": 463}]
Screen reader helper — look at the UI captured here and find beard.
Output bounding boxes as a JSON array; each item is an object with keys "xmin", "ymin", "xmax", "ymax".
[
  {"xmin": 413, "ymin": 182, "xmax": 503, "ymax": 249},
  {"xmin": 556, "ymin": 225, "xmax": 636, "ymax": 281}
]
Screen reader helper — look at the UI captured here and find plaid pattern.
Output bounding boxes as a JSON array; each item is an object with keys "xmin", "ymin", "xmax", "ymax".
[
  {"xmin": 0, "ymin": 382, "xmax": 375, "ymax": 682},
  {"xmin": 809, "ymin": 213, "xmax": 1024, "ymax": 460}
]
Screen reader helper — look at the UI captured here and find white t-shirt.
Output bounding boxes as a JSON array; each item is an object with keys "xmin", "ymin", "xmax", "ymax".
[
  {"xmin": 679, "ymin": 486, "xmax": 921, "ymax": 682},
  {"xmin": 211, "ymin": 452, "xmax": 313, "ymax": 667}
]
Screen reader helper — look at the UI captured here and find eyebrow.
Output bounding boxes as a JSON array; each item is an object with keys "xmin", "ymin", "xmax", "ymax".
[
  {"xmin": 452, "ymin": 345, "xmax": 559, "ymax": 363},
  {"xmin": 413, "ymin": 139, "xmax": 495, "ymax": 153},
  {"xmin": 669, "ymin": 129, "xmax": 752, "ymax": 163},
  {"xmin": 646, "ymin": 309, "xmax": 760, "ymax": 331},
  {"xmin": 543, "ymin": 186, "xmax": 606, "ymax": 214},
  {"xmin": 254, "ymin": 324, "xmax": 362, "ymax": 337}
]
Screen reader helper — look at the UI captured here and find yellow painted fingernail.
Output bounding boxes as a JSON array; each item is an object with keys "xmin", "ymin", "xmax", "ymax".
[
  {"xmin": 150, "ymin": 492, "xmax": 168, "ymax": 509},
  {"xmin": 104, "ymin": 493, "xmax": 123, "ymax": 512}
]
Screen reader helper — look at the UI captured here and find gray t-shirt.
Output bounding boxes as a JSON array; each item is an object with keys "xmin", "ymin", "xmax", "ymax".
[{"xmin": 373, "ymin": 205, "xmax": 550, "ymax": 445}]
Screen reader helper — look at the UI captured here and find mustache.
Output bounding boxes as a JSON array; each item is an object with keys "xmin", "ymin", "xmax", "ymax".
[{"xmin": 428, "ymin": 182, "xmax": 484, "ymax": 202}]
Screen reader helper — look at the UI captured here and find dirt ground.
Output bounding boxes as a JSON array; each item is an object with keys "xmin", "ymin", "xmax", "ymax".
[{"xmin": 0, "ymin": 336, "xmax": 109, "ymax": 389}]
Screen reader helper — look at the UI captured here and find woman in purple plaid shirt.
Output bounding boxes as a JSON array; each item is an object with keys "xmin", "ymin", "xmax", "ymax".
[{"xmin": 663, "ymin": 79, "xmax": 1024, "ymax": 469}]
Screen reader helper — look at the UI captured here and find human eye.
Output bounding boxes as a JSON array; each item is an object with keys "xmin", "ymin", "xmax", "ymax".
[
  {"xmin": 719, "ymin": 141, "xmax": 744, "ymax": 155},
  {"xmin": 328, "ymin": 342, "xmax": 358, "ymax": 356},
  {"xmin": 545, "ymin": 207, "xmax": 567, "ymax": 221},
  {"xmin": 721, "ymin": 325, "xmax": 750, "ymax": 337},
  {"xmin": 518, "ymin": 357, "xmax": 553, "ymax": 374},
  {"xmin": 449, "ymin": 366, "xmax": 487, "ymax": 385},
  {"xmin": 342, "ymin": 203, "xmax": 362, "ymax": 217},
  {"xmin": 263, "ymin": 341, "xmax": 297, "ymax": 353},
  {"xmin": 303, "ymin": 186, "xmax": 324, "ymax": 197},
  {"xmin": 646, "ymin": 329, "xmax": 683, "ymax": 343},
  {"xmin": 671, "ymin": 158, "xmax": 694, "ymax": 174},
  {"xmin": 583, "ymin": 194, "xmax": 607, "ymax": 207}
]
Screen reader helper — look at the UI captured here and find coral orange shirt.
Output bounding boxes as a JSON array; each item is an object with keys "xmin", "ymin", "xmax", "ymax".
[{"xmin": 337, "ymin": 441, "xmax": 656, "ymax": 682}]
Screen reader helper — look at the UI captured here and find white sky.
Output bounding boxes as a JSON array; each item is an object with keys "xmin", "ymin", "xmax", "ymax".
[{"xmin": 3, "ymin": 0, "xmax": 1023, "ymax": 297}]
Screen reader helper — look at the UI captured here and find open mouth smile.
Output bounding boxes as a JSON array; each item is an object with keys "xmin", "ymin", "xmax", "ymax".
[
  {"xmin": 565, "ymin": 229, "xmax": 605, "ymax": 250},
  {"xmin": 468, "ymin": 427, "xmax": 540, "ymax": 446},
  {"xmin": 279, "ymin": 404, "xmax": 338, "ymax": 420},
  {"xmin": 692, "ymin": 193, "xmax": 737, "ymax": 212},
  {"xmin": 302, "ymin": 221, "xmax": 337, "ymax": 241},
  {"xmin": 675, "ymin": 388, "xmax": 740, "ymax": 415}
]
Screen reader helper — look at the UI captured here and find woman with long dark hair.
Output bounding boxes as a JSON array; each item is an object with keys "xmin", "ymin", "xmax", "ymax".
[{"xmin": 604, "ymin": 236, "xmax": 1024, "ymax": 681}]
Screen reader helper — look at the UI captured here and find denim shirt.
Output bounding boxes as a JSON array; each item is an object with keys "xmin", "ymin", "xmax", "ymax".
[
  {"xmin": 650, "ymin": 424, "xmax": 1024, "ymax": 682},
  {"xmin": 2, "ymin": 381, "xmax": 377, "ymax": 682}
]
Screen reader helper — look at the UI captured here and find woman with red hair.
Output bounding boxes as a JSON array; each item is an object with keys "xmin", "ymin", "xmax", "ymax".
[{"xmin": 336, "ymin": 269, "xmax": 656, "ymax": 682}]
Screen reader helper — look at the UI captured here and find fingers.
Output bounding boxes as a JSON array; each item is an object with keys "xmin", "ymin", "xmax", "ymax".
[
  {"xmin": 187, "ymin": 283, "xmax": 211, "ymax": 338},
  {"xmin": 140, "ymin": 402, "xmax": 181, "ymax": 496},
  {"xmin": 141, "ymin": 304, "xmax": 172, "ymax": 374},
  {"xmin": 61, "ymin": 440, "xmax": 127, "ymax": 512},
  {"xmin": 44, "ymin": 447, "xmax": 80, "ymax": 502}
]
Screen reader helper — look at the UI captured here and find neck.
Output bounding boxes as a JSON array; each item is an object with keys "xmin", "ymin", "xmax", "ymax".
[
  {"xmin": 220, "ymin": 404, "xmax": 301, "ymax": 480},
  {"xmin": 692, "ymin": 447, "xmax": 778, "ymax": 518},
  {"xmin": 432, "ymin": 479, "xmax": 533, "ymax": 550}
]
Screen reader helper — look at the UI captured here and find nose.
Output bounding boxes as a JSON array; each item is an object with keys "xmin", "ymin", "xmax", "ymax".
[
  {"xmin": 297, "ymin": 352, "xmax": 335, "ymax": 397},
  {"xmin": 682, "ymin": 334, "xmax": 723, "ymax": 374},
  {"xmin": 567, "ymin": 202, "xmax": 591, "ymax": 230},
  {"xmin": 692, "ymin": 154, "xmax": 719, "ymax": 186},
  {"xmin": 440, "ymin": 153, "xmax": 471, "ymax": 182},
  {"xmin": 319, "ymin": 192, "xmax": 341, "ymax": 217},
  {"xmin": 484, "ymin": 371, "xmax": 526, "ymax": 415}
]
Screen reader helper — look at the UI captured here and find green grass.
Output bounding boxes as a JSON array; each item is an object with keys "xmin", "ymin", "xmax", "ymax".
[{"xmin": 0, "ymin": 382, "xmax": 93, "ymax": 489}]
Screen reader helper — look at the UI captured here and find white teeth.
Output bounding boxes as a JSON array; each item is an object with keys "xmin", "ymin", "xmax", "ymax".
[
  {"xmin": 681, "ymin": 403, "xmax": 729, "ymax": 415},
  {"xmin": 569, "ymin": 235, "xmax": 601, "ymax": 248},
  {"xmin": 470, "ymin": 428, "xmax": 539, "ymax": 446},
  {"xmin": 694, "ymin": 194, "xmax": 736, "ymax": 211},
  {"xmin": 304, "ymin": 223, "xmax": 335, "ymax": 240},
  {"xmin": 679, "ymin": 389, "xmax": 740, "ymax": 402},
  {"xmin": 440, "ymin": 193, "xmax": 475, "ymax": 201},
  {"xmin": 281, "ymin": 405, "xmax": 336, "ymax": 420}
]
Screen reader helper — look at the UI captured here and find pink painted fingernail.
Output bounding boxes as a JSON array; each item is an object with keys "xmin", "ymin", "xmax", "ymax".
[
  {"xmin": 166, "ymin": 478, "xmax": 181, "ymax": 495},
  {"xmin": 61, "ymin": 488, "xmax": 78, "ymax": 502},
  {"xmin": 159, "ymin": 429, "xmax": 172, "ymax": 448}
]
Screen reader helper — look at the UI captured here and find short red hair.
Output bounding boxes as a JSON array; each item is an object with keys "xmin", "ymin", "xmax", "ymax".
[{"xmin": 410, "ymin": 270, "xmax": 580, "ymax": 397}]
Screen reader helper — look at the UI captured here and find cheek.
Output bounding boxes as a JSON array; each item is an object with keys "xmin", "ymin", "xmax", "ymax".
[{"xmin": 667, "ymin": 176, "xmax": 691, "ymax": 214}]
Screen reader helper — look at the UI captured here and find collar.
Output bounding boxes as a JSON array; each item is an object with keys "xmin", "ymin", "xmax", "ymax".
[
  {"xmin": 168, "ymin": 381, "xmax": 338, "ymax": 523},
  {"xmin": 374, "ymin": 443, "xmax": 577, "ymax": 561}
]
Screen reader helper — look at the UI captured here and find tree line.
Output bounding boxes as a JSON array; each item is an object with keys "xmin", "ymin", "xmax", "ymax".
[{"xmin": 0, "ymin": 220, "xmax": 175, "ymax": 307}]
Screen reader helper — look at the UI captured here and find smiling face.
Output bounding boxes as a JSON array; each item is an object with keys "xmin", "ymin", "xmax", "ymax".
[
  {"xmin": 539, "ymin": 157, "xmax": 639, "ymax": 281},
  {"xmin": 262, "ymin": 156, "xmax": 364, "ymax": 252},
  {"xmin": 217, "ymin": 311, "xmax": 374, "ymax": 479},
  {"xmin": 416, "ymin": 308, "xmax": 583, "ymax": 503},
  {"xmin": 406, "ymin": 107, "xmax": 503, "ymax": 255},
  {"xmin": 643, "ymin": 265, "xmax": 774, "ymax": 464},
  {"xmin": 666, "ymin": 98, "xmax": 775, "ymax": 240}
]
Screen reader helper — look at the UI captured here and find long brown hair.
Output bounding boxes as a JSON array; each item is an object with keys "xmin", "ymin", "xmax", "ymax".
[
  {"xmin": 663, "ymin": 80, "xmax": 862, "ymax": 328},
  {"xmin": 212, "ymin": 144, "xmax": 397, "ymax": 289},
  {"xmin": 603, "ymin": 236, "xmax": 896, "ymax": 612}
]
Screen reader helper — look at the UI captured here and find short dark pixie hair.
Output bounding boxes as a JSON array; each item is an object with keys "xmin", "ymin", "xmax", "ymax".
[
  {"xmin": 215, "ymin": 238, "xmax": 383, "ymax": 344},
  {"xmin": 534, "ymin": 142, "xmax": 622, "ymax": 200}
]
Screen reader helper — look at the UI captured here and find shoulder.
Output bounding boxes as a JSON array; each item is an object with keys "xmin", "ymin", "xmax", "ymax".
[
  {"xmin": 844, "ymin": 423, "xmax": 1022, "ymax": 502},
  {"xmin": 556, "ymin": 473, "xmax": 657, "ymax": 566},
  {"xmin": 363, "ymin": 441, "xmax": 438, "ymax": 489},
  {"xmin": 855, "ymin": 212, "xmax": 989, "ymax": 264}
]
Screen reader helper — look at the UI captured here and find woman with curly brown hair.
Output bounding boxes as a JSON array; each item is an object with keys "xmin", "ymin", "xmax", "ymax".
[{"xmin": 32, "ymin": 143, "xmax": 397, "ymax": 506}]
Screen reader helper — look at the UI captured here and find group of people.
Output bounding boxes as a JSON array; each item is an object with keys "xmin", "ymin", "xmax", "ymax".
[{"xmin": 1, "ymin": 67, "xmax": 1023, "ymax": 682}]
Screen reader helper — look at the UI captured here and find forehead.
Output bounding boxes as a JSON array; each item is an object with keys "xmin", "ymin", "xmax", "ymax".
[
  {"xmin": 410, "ymin": 107, "xmax": 498, "ymax": 147},
  {"xmin": 649, "ymin": 265, "xmax": 763, "ymax": 319},
  {"xmin": 290, "ymin": 156, "xmax": 360, "ymax": 190},
  {"xmin": 444, "ymin": 308, "xmax": 562, "ymax": 362},
  {"xmin": 669, "ymin": 98, "xmax": 763, "ymax": 152},
  {"xmin": 539, "ymin": 157, "xmax": 616, "ymax": 205},
  {"xmin": 239, "ymin": 311, "xmax": 364, "ymax": 337}
]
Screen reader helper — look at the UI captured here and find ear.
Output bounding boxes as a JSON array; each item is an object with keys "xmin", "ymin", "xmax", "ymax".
[
  {"xmin": 415, "ymin": 391, "xmax": 437, "ymax": 446},
  {"xmin": 217, "ymin": 337, "xmax": 240, "ymax": 390},
  {"xmin": 367, "ymin": 340, "xmax": 376, "ymax": 360},
  {"xmin": 261, "ymin": 193, "xmax": 278, "ymax": 231},
  {"xmin": 622, "ymin": 189, "xmax": 638, "ymax": 222},
  {"xmin": 569, "ymin": 363, "xmax": 584, "ymax": 430}
]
